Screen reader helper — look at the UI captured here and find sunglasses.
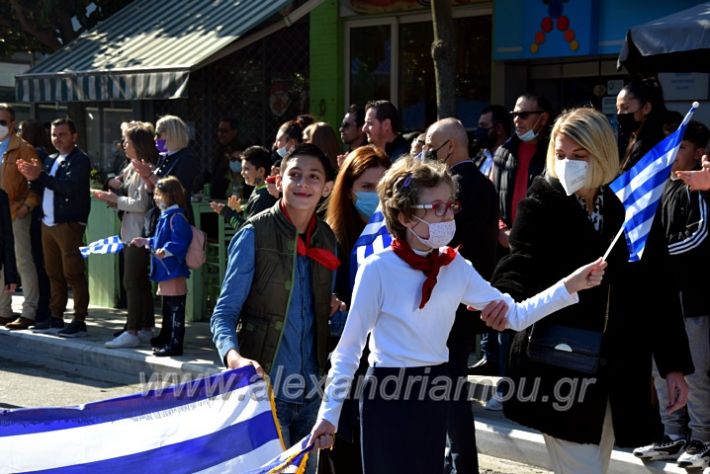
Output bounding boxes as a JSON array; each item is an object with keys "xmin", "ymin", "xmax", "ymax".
[
  {"xmin": 0, "ymin": 120, "xmax": 9, "ymax": 127},
  {"xmin": 510, "ymin": 110, "xmax": 544, "ymax": 120},
  {"xmin": 412, "ymin": 199, "xmax": 461, "ymax": 217}
]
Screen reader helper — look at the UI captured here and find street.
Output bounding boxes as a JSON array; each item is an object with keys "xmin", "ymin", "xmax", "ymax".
[{"xmin": 0, "ymin": 356, "xmax": 549, "ymax": 473}]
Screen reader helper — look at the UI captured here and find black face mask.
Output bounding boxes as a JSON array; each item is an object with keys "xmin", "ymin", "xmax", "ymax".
[
  {"xmin": 474, "ymin": 127, "xmax": 494, "ymax": 150},
  {"xmin": 617, "ymin": 112, "xmax": 643, "ymax": 135}
]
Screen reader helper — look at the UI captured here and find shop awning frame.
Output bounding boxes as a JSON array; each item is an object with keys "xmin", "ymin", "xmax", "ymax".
[{"xmin": 15, "ymin": 0, "xmax": 323, "ymax": 103}]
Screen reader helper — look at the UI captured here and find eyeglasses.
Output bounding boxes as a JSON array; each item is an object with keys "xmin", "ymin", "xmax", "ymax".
[
  {"xmin": 217, "ymin": 128, "xmax": 231, "ymax": 134},
  {"xmin": 412, "ymin": 199, "xmax": 461, "ymax": 216},
  {"xmin": 0, "ymin": 120, "xmax": 8, "ymax": 127},
  {"xmin": 510, "ymin": 110, "xmax": 544, "ymax": 120}
]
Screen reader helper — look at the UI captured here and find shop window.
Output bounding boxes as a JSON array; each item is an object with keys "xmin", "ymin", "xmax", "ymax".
[
  {"xmin": 349, "ymin": 24, "xmax": 392, "ymax": 109},
  {"xmin": 85, "ymin": 106, "xmax": 133, "ymax": 177}
]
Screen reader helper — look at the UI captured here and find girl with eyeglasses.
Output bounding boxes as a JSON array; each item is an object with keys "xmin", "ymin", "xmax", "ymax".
[{"xmin": 308, "ymin": 156, "xmax": 606, "ymax": 472}]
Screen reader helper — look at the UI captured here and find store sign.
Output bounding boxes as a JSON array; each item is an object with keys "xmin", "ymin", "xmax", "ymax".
[
  {"xmin": 349, "ymin": 0, "xmax": 476, "ymax": 14},
  {"xmin": 659, "ymin": 73, "xmax": 709, "ymax": 101}
]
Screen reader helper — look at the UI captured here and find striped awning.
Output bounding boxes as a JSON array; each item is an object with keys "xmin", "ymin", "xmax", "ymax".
[{"xmin": 15, "ymin": 0, "xmax": 318, "ymax": 103}]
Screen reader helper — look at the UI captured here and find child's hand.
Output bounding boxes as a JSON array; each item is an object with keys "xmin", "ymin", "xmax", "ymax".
[
  {"xmin": 227, "ymin": 195, "xmax": 242, "ymax": 212},
  {"xmin": 330, "ymin": 294, "xmax": 346, "ymax": 317},
  {"xmin": 309, "ymin": 419, "xmax": 336, "ymax": 450},
  {"xmin": 210, "ymin": 201, "xmax": 225, "ymax": 214},
  {"xmin": 155, "ymin": 248, "xmax": 166, "ymax": 259},
  {"xmin": 563, "ymin": 257, "xmax": 607, "ymax": 294},
  {"xmin": 131, "ymin": 237, "xmax": 149, "ymax": 248}
]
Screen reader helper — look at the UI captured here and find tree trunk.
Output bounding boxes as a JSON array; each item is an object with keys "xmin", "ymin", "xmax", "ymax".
[{"xmin": 431, "ymin": 0, "xmax": 456, "ymax": 119}]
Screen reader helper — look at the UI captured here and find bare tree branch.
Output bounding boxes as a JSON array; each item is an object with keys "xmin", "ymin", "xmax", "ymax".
[{"xmin": 9, "ymin": 0, "xmax": 62, "ymax": 51}]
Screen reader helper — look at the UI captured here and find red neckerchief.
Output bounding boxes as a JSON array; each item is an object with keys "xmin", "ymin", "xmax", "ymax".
[
  {"xmin": 280, "ymin": 202, "xmax": 340, "ymax": 271},
  {"xmin": 391, "ymin": 238, "xmax": 458, "ymax": 309}
]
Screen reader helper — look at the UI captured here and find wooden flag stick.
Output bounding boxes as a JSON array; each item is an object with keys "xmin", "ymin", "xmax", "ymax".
[{"xmin": 603, "ymin": 226, "xmax": 625, "ymax": 261}]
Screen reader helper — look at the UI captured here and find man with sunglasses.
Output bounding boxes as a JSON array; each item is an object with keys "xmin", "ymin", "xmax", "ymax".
[
  {"xmin": 0, "ymin": 104, "xmax": 40, "ymax": 330},
  {"xmin": 424, "ymin": 118, "xmax": 498, "ymax": 474}
]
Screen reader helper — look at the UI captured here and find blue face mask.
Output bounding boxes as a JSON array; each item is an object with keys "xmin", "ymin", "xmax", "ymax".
[
  {"xmin": 155, "ymin": 138, "xmax": 167, "ymax": 153},
  {"xmin": 354, "ymin": 191, "xmax": 379, "ymax": 219},
  {"xmin": 229, "ymin": 160, "xmax": 242, "ymax": 173}
]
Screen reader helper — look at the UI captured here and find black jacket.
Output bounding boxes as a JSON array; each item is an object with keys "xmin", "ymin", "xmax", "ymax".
[
  {"xmin": 492, "ymin": 134, "xmax": 548, "ymax": 227},
  {"xmin": 448, "ymin": 160, "xmax": 499, "ymax": 338},
  {"xmin": 384, "ymin": 134, "xmax": 410, "ymax": 162},
  {"xmin": 37, "ymin": 147, "xmax": 90, "ymax": 224},
  {"xmin": 661, "ymin": 178, "xmax": 710, "ymax": 318},
  {"xmin": 493, "ymin": 176, "xmax": 693, "ymax": 447},
  {"xmin": 0, "ymin": 189, "xmax": 18, "ymax": 285}
]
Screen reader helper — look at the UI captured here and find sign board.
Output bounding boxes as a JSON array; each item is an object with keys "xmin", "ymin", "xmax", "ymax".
[{"xmin": 659, "ymin": 73, "xmax": 709, "ymax": 101}]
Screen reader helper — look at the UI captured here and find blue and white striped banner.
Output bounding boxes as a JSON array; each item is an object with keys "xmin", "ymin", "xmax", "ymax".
[
  {"xmin": 0, "ymin": 366, "xmax": 311, "ymax": 473},
  {"xmin": 609, "ymin": 102, "xmax": 699, "ymax": 262},
  {"xmin": 80, "ymin": 235, "xmax": 124, "ymax": 258},
  {"xmin": 349, "ymin": 207, "xmax": 392, "ymax": 288}
]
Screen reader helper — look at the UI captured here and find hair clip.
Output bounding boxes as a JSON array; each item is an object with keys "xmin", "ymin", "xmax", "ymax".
[{"xmin": 402, "ymin": 174, "xmax": 413, "ymax": 188}]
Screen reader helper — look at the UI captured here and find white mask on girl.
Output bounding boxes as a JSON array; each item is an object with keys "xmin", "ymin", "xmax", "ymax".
[{"xmin": 408, "ymin": 216, "xmax": 456, "ymax": 249}]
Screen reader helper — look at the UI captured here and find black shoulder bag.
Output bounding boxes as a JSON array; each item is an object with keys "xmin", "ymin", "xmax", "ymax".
[{"xmin": 526, "ymin": 287, "xmax": 610, "ymax": 375}]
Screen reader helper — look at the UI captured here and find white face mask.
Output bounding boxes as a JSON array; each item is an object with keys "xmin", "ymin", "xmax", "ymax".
[
  {"xmin": 409, "ymin": 216, "xmax": 456, "ymax": 249},
  {"xmin": 555, "ymin": 158, "xmax": 589, "ymax": 196},
  {"xmin": 516, "ymin": 128, "xmax": 537, "ymax": 142},
  {"xmin": 0, "ymin": 125, "xmax": 9, "ymax": 141}
]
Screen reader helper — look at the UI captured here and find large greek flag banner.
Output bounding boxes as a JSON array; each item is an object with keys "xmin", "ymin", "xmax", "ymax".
[
  {"xmin": 609, "ymin": 102, "xmax": 699, "ymax": 262},
  {"xmin": 79, "ymin": 235, "xmax": 124, "ymax": 258},
  {"xmin": 0, "ymin": 366, "xmax": 311, "ymax": 473},
  {"xmin": 349, "ymin": 207, "xmax": 392, "ymax": 287}
]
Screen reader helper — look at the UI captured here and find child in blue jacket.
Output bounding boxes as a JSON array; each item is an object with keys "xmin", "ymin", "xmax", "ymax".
[{"xmin": 132, "ymin": 176, "xmax": 191, "ymax": 356}]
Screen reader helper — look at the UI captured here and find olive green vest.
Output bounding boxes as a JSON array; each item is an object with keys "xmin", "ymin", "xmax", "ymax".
[{"xmin": 238, "ymin": 204, "xmax": 336, "ymax": 374}]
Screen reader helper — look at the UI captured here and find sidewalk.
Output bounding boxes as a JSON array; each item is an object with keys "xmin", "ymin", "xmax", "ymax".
[
  {"xmin": 0, "ymin": 296, "xmax": 222, "ymax": 385},
  {"xmin": 0, "ymin": 297, "xmax": 691, "ymax": 473}
]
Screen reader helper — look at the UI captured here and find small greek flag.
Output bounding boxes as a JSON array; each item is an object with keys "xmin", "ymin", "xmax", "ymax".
[
  {"xmin": 349, "ymin": 207, "xmax": 392, "ymax": 288},
  {"xmin": 80, "ymin": 235, "xmax": 124, "ymax": 258},
  {"xmin": 609, "ymin": 101, "xmax": 699, "ymax": 262}
]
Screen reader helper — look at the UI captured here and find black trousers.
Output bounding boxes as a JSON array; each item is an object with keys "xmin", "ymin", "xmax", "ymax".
[{"xmin": 359, "ymin": 364, "xmax": 450, "ymax": 474}]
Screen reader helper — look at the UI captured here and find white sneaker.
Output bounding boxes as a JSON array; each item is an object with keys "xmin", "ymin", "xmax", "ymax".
[
  {"xmin": 105, "ymin": 331, "xmax": 141, "ymax": 348},
  {"xmin": 484, "ymin": 397, "xmax": 503, "ymax": 411},
  {"xmin": 137, "ymin": 329, "xmax": 154, "ymax": 343},
  {"xmin": 677, "ymin": 440, "xmax": 710, "ymax": 469}
]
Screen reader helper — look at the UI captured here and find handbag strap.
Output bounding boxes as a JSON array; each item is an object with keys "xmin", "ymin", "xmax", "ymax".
[{"xmin": 602, "ymin": 285, "xmax": 611, "ymax": 333}]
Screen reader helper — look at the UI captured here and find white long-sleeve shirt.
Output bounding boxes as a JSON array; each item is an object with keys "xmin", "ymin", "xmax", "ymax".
[{"xmin": 317, "ymin": 248, "xmax": 578, "ymax": 427}]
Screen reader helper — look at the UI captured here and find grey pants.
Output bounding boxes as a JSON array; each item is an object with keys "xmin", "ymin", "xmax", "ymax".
[{"xmin": 653, "ymin": 316, "xmax": 710, "ymax": 442}]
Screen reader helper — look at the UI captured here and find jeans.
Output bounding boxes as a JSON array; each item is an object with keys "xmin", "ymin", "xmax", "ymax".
[
  {"xmin": 0, "ymin": 214, "xmax": 38, "ymax": 319},
  {"xmin": 275, "ymin": 396, "xmax": 320, "ymax": 474},
  {"xmin": 653, "ymin": 316, "xmax": 710, "ymax": 442}
]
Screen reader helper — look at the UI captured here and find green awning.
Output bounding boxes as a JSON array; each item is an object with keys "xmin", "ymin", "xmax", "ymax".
[{"xmin": 15, "ymin": 0, "xmax": 321, "ymax": 103}]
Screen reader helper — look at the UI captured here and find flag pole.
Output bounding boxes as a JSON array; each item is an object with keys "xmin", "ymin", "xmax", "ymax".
[{"xmin": 603, "ymin": 226, "xmax": 625, "ymax": 261}]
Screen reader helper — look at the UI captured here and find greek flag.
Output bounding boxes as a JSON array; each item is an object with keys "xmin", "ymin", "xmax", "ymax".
[
  {"xmin": 80, "ymin": 235, "xmax": 124, "ymax": 258},
  {"xmin": 0, "ymin": 366, "xmax": 311, "ymax": 473},
  {"xmin": 350, "ymin": 207, "xmax": 392, "ymax": 287},
  {"xmin": 609, "ymin": 102, "xmax": 699, "ymax": 262}
]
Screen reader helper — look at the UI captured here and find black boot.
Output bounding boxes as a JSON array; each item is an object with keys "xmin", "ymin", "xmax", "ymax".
[
  {"xmin": 150, "ymin": 304, "xmax": 171, "ymax": 348},
  {"xmin": 154, "ymin": 296, "xmax": 185, "ymax": 357}
]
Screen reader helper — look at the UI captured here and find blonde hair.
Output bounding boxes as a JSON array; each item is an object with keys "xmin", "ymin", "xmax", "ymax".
[
  {"xmin": 155, "ymin": 115, "xmax": 189, "ymax": 151},
  {"xmin": 546, "ymin": 108, "xmax": 620, "ymax": 189},
  {"xmin": 377, "ymin": 156, "xmax": 456, "ymax": 240}
]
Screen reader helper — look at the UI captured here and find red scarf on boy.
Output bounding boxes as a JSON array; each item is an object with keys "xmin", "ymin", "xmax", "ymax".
[
  {"xmin": 391, "ymin": 238, "xmax": 458, "ymax": 309},
  {"xmin": 280, "ymin": 203, "xmax": 340, "ymax": 271}
]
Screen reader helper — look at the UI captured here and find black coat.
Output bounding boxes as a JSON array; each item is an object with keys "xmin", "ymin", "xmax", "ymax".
[
  {"xmin": 0, "ymin": 189, "xmax": 18, "ymax": 285},
  {"xmin": 37, "ymin": 147, "xmax": 91, "ymax": 224},
  {"xmin": 492, "ymin": 176, "xmax": 694, "ymax": 447}
]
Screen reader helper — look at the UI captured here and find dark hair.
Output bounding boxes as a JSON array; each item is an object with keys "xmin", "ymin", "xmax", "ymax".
[
  {"xmin": 518, "ymin": 93, "xmax": 554, "ymax": 116},
  {"xmin": 19, "ymin": 120, "xmax": 52, "ymax": 150},
  {"xmin": 218, "ymin": 117, "xmax": 238, "ymax": 130},
  {"xmin": 0, "ymin": 103, "xmax": 15, "ymax": 121},
  {"xmin": 279, "ymin": 120, "xmax": 303, "ymax": 143},
  {"xmin": 662, "ymin": 110, "xmax": 684, "ymax": 136},
  {"xmin": 621, "ymin": 77, "xmax": 668, "ymax": 130},
  {"xmin": 51, "ymin": 117, "xmax": 77, "ymax": 134},
  {"xmin": 155, "ymin": 176, "xmax": 187, "ymax": 210},
  {"xmin": 365, "ymin": 100, "xmax": 401, "ymax": 133},
  {"xmin": 481, "ymin": 104, "xmax": 511, "ymax": 136},
  {"xmin": 683, "ymin": 120, "xmax": 710, "ymax": 150},
  {"xmin": 281, "ymin": 143, "xmax": 335, "ymax": 182},
  {"xmin": 348, "ymin": 104, "xmax": 365, "ymax": 127},
  {"xmin": 326, "ymin": 145, "xmax": 391, "ymax": 254},
  {"xmin": 241, "ymin": 145, "xmax": 272, "ymax": 174},
  {"xmin": 295, "ymin": 114, "xmax": 315, "ymax": 129},
  {"xmin": 124, "ymin": 122, "xmax": 159, "ymax": 164}
]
